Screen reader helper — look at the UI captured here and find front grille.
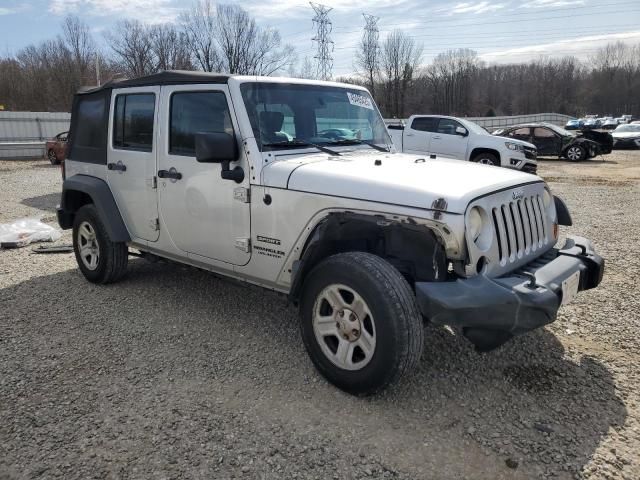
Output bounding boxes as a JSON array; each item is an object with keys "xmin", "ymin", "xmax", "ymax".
[
  {"xmin": 491, "ymin": 194, "xmax": 548, "ymax": 265},
  {"xmin": 524, "ymin": 147, "xmax": 537, "ymax": 160}
]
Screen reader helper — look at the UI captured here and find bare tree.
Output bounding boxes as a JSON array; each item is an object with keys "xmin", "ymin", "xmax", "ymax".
[
  {"xmin": 180, "ymin": 0, "xmax": 223, "ymax": 72},
  {"xmin": 150, "ymin": 24, "xmax": 193, "ymax": 71},
  {"xmin": 380, "ymin": 30, "xmax": 423, "ymax": 117},
  {"xmin": 214, "ymin": 4, "xmax": 293, "ymax": 75},
  {"xmin": 106, "ymin": 20, "xmax": 155, "ymax": 77}
]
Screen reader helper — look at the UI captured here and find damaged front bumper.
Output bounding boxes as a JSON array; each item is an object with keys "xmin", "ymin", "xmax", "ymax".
[{"xmin": 415, "ymin": 235, "xmax": 604, "ymax": 351}]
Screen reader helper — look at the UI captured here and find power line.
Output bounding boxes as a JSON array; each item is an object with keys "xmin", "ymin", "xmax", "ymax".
[{"xmin": 310, "ymin": 2, "xmax": 334, "ymax": 80}]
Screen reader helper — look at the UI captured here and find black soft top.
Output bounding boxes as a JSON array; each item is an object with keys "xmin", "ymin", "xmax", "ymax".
[{"xmin": 78, "ymin": 70, "xmax": 231, "ymax": 95}]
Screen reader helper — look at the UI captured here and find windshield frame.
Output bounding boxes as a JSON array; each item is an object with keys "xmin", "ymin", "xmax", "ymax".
[{"xmin": 239, "ymin": 82, "xmax": 392, "ymax": 153}]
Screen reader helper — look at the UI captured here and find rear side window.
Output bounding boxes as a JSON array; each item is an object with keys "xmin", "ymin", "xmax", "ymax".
[
  {"xmin": 410, "ymin": 117, "xmax": 438, "ymax": 132},
  {"xmin": 75, "ymin": 98, "xmax": 106, "ymax": 148},
  {"xmin": 113, "ymin": 93, "xmax": 155, "ymax": 152},
  {"xmin": 533, "ymin": 127, "xmax": 555, "ymax": 138},
  {"xmin": 170, "ymin": 91, "xmax": 234, "ymax": 156}
]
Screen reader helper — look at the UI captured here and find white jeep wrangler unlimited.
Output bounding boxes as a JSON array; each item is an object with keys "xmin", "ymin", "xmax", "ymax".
[{"xmin": 58, "ymin": 71, "xmax": 604, "ymax": 395}]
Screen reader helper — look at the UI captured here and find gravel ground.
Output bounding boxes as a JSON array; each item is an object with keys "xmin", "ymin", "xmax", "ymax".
[{"xmin": 1, "ymin": 152, "xmax": 639, "ymax": 479}]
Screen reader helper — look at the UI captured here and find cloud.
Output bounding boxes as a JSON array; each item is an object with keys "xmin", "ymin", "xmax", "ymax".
[
  {"xmin": 449, "ymin": 2, "xmax": 507, "ymax": 15},
  {"xmin": 521, "ymin": 0, "xmax": 586, "ymax": 8},
  {"xmin": 48, "ymin": 0, "xmax": 180, "ymax": 23},
  {"xmin": 480, "ymin": 30, "xmax": 640, "ymax": 63}
]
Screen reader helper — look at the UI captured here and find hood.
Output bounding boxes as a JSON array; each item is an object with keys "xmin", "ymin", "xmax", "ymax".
[
  {"xmin": 612, "ymin": 131, "xmax": 640, "ymax": 139},
  {"xmin": 262, "ymin": 150, "xmax": 541, "ymax": 214}
]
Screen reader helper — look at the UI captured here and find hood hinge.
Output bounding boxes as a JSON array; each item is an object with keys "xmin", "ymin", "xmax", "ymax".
[{"xmin": 233, "ymin": 187, "xmax": 250, "ymax": 203}]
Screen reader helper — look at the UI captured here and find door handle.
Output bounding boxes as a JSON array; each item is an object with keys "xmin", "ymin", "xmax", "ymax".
[
  {"xmin": 432, "ymin": 136, "xmax": 441, "ymax": 139},
  {"xmin": 158, "ymin": 169, "xmax": 182, "ymax": 180},
  {"xmin": 107, "ymin": 162, "xmax": 127, "ymax": 172}
]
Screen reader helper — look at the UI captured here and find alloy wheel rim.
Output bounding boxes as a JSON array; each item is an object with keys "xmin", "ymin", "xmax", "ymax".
[
  {"xmin": 567, "ymin": 147, "xmax": 581, "ymax": 160},
  {"xmin": 48, "ymin": 150, "xmax": 56, "ymax": 162},
  {"xmin": 77, "ymin": 221, "xmax": 100, "ymax": 270},
  {"xmin": 478, "ymin": 157, "xmax": 494, "ymax": 165},
  {"xmin": 312, "ymin": 284, "xmax": 376, "ymax": 371}
]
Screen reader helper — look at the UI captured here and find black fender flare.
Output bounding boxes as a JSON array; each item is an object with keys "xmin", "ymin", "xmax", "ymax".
[
  {"xmin": 58, "ymin": 174, "xmax": 131, "ymax": 242},
  {"xmin": 553, "ymin": 195, "xmax": 572, "ymax": 226}
]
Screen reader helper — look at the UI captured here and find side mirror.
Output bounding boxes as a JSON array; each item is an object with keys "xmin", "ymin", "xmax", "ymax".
[
  {"xmin": 195, "ymin": 132, "xmax": 244, "ymax": 183},
  {"xmin": 456, "ymin": 126, "xmax": 468, "ymax": 136},
  {"xmin": 195, "ymin": 132, "xmax": 238, "ymax": 163}
]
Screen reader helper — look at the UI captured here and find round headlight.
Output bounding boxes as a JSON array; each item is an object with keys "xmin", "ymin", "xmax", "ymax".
[{"xmin": 468, "ymin": 207, "xmax": 483, "ymax": 242}]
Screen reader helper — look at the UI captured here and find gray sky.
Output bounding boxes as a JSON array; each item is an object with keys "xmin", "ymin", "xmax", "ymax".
[{"xmin": 1, "ymin": 0, "xmax": 639, "ymax": 76}]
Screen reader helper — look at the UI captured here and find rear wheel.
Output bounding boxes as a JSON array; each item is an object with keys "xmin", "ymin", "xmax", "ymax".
[
  {"xmin": 471, "ymin": 152, "xmax": 499, "ymax": 166},
  {"xmin": 565, "ymin": 145, "xmax": 586, "ymax": 162},
  {"xmin": 72, "ymin": 204, "xmax": 128, "ymax": 284},
  {"xmin": 47, "ymin": 149, "xmax": 60, "ymax": 165},
  {"xmin": 300, "ymin": 252, "xmax": 424, "ymax": 395}
]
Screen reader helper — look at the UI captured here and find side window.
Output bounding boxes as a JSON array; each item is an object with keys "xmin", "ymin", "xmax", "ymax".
[
  {"xmin": 410, "ymin": 117, "xmax": 438, "ymax": 132},
  {"xmin": 75, "ymin": 97, "xmax": 106, "ymax": 148},
  {"xmin": 509, "ymin": 127, "xmax": 531, "ymax": 138},
  {"xmin": 170, "ymin": 91, "xmax": 234, "ymax": 156},
  {"xmin": 533, "ymin": 127, "xmax": 555, "ymax": 138},
  {"xmin": 437, "ymin": 118, "xmax": 463, "ymax": 135},
  {"xmin": 113, "ymin": 93, "xmax": 155, "ymax": 152}
]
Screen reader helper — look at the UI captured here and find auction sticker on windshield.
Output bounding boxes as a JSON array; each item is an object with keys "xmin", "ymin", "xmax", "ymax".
[{"xmin": 347, "ymin": 92, "xmax": 374, "ymax": 110}]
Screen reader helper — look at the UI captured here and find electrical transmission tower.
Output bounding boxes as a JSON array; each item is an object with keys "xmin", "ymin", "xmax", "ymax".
[
  {"xmin": 310, "ymin": 2, "xmax": 334, "ymax": 80},
  {"xmin": 362, "ymin": 13, "xmax": 380, "ymax": 55}
]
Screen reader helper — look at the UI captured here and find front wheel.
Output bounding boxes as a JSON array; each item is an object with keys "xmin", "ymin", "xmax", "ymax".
[
  {"xmin": 471, "ymin": 152, "xmax": 499, "ymax": 166},
  {"xmin": 565, "ymin": 145, "xmax": 586, "ymax": 162},
  {"xmin": 47, "ymin": 149, "xmax": 60, "ymax": 165},
  {"xmin": 300, "ymin": 252, "xmax": 424, "ymax": 395}
]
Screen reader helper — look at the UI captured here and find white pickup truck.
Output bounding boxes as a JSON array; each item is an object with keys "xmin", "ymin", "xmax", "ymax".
[
  {"xmin": 57, "ymin": 72, "xmax": 602, "ymax": 395},
  {"xmin": 388, "ymin": 115, "xmax": 538, "ymax": 174}
]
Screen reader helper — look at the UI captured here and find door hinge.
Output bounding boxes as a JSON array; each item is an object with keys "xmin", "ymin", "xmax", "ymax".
[
  {"xmin": 150, "ymin": 218, "xmax": 160, "ymax": 231},
  {"xmin": 233, "ymin": 187, "xmax": 250, "ymax": 203},
  {"xmin": 235, "ymin": 237, "xmax": 251, "ymax": 253},
  {"xmin": 147, "ymin": 176, "xmax": 157, "ymax": 189}
]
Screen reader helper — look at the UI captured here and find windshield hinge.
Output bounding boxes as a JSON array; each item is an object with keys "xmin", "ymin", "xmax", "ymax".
[
  {"xmin": 150, "ymin": 217, "xmax": 160, "ymax": 231},
  {"xmin": 235, "ymin": 237, "xmax": 251, "ymax": 253},
  {"xmin": 233, "ymin": 187, "xmax": 250, "ymax": 203},
  {"xmin": 147, "ymin": 176, "xmax": 157, "ymax": 189}
]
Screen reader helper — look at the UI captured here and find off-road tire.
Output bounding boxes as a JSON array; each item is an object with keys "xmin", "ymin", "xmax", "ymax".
[
  {"xmin": 471, "ymin": 152, "xmax": 499, "ymax": 166},
  {"xmin": 72, "ymin": 204, "xmax": 128, "ymax": 284},
  {"xmin": 300, "ymin": 252, "xmax": 424, "ymax": 395},
  {"xmin": 564, "ymin": 145, "xmax": 587, "ymax": 162},
  {"xmin": 47, "ymin": 149, "xmax": 60, "ymax": 165}
]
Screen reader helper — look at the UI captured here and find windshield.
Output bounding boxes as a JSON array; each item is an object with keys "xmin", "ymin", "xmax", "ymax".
[
  {"xmin": 615, "ymin": 124, "xmax": 640, "ymax": 133},
  {"xmin": 240, "ymin": 82, "xmax": 391, "ymax": 151}
]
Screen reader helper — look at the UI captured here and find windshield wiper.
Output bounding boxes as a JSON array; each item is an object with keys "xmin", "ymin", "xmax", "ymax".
[
  {"xmin": 262, "ymin": 140, "xmax": 341, "ymax": 156},
  {"xmin": 327, "ymin": 139, "xmax": 390, "ymax": 152}
]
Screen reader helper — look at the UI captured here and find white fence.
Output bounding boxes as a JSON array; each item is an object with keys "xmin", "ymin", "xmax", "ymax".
[
  {"xmin": 0, "ymin": 112, "xmax": 71, "ymax": 159},
  {"xmin": 385, "ymin": 113, "xmax": 575, "ymax": 129}
]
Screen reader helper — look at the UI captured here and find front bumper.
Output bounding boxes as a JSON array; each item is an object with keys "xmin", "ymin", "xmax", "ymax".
[{"xmin": 415, "ymin": 235, "xmax": 604, "ymax": 350}]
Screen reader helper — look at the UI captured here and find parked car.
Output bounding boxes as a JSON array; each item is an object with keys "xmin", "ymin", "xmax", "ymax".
[
  {"xmin": 564, "ymin": 119, "xmax": 583, "ymax": 130},
  {"xmin": 492, "ymin": 123, "xmax": 612, "ymax": 161},
  {"xmin": 387, "ymin": 115, "xmax": 537, "ymax": 173},
  {"xmin": 601, "ymin": 118, "xmax": 619, "ymax": 130},
  {"xmin": 611, "ymin": 123, "xmax": 640, "ymax": 149},
  {"xmin": 45, "ymin": 131, "xmax": 68, "ymax": 165},
  {"xmin": 56, "ymin": 71, "xmax": 604, "ymax": 395},
  {"xmin": 582, "ymin": 118, "xmax": 601, "ymax": 130}
]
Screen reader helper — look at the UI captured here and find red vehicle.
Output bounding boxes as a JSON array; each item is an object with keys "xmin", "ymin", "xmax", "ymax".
[{"xmin": 45, "ymin": 131, "xmax": 68, "ymax": 165}]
